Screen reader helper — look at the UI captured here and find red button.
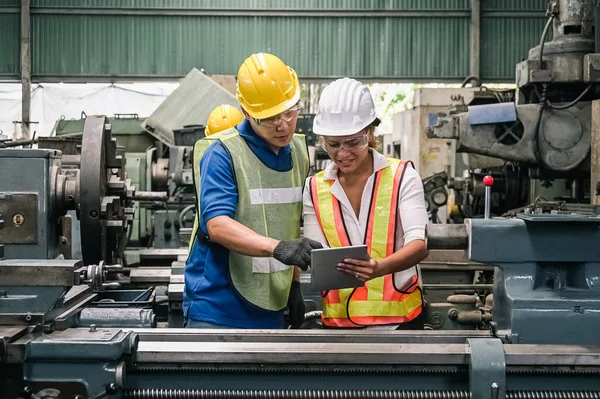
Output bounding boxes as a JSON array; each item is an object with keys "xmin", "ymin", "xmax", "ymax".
[{"xmin": 483, "ymin": 175, "xmax": 494, "ymax": 186}]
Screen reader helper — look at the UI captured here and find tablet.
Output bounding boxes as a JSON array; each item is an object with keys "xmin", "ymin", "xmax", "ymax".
[{"xmin": 310, "ymin": 245, "xmax": 369, "ymax": 292}]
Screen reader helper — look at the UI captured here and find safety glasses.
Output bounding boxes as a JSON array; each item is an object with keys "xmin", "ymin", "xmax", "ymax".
[
  {"xmin": 254, "ymin": 104, "xmax": 301, "ymax": 128},
  {"xmin": 322, "ymin": 131, "xmax": 369, "ymax": 154}
]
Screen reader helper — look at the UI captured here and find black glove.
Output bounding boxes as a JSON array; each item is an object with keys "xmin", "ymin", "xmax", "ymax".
[
  {"xmin": 285, "ymin": 280, "xmax": 306, "ymax": 328},
  {"xmin": 273, "ymin": 237, "xmax": 323, "ymax": 271}
]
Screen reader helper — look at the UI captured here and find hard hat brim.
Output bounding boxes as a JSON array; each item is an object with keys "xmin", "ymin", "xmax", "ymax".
[
  {"xmin": 241, "ymin": 90, "xmax": 301, "ymax": 120},
  {"xmin": 313, "ymin": 114, "xmax": 378, "ymax": 137}
]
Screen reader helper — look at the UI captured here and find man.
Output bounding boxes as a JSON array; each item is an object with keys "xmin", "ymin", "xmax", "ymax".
[
  {"xmin": 184, "ymin": 53, "xmax": 323, "ymax": 329},
  {"xmin": 204, "ymin": 104, "xmax": 244, "ymax": 137}
]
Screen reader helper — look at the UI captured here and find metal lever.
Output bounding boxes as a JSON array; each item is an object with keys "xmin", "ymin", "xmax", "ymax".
[
  {"xmin": 101, "ymin": 282, "xmax": 121, "ymax": 290},
  {"xmin": 491, "ymin": 382, "xmax": 499, "ymax": 399},
  {"xmin": 92, "ymin": 383, "xmax": 121, "ymax": 399},
  {"xmin": 483, "ymin": 175, "xmax": 494, "ymax": 219}
]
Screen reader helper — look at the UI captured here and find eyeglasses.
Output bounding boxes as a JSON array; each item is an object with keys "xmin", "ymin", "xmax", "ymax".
[
  {"xmin": 322, "ymin": 132, "xmax": 369, "ymax": 153},
  {"xmin": 254, "ymin": 105, "xmax": 301, "ymax": 128}
]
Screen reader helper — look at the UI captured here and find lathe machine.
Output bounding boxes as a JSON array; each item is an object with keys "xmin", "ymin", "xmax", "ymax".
[{"xmin": 2, "ymin": 207, "xmax": 600, "ymax": 398}]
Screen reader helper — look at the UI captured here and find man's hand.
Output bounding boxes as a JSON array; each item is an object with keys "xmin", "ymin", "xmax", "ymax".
[
  {"xmin": 285, "ymin": 281, "xmax": 306, "ymax": 328},
  {"xmin": 273, "ymin": 237, "xmax": 323, "ymax": 271}
]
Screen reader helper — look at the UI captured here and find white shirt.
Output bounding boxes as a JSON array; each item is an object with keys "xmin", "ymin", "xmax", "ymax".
[
  {"xmin": 302, "ymin": 150, "xmax": 429, "ymax": 329},
  {"xmin": 303, "ymin": 149, "xmax": 428, "ymax": 252}
]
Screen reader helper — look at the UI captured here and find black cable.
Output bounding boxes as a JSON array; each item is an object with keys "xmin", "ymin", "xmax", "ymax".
[
  {"xmin": 545, "ymin": 84, "xmax": 593, "ymax": 110},
  {"xmin": 538, "ymin": 15, "xmax": 555, "ymax": 70}
]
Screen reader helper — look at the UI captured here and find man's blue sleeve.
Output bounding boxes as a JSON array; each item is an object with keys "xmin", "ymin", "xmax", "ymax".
[{"xmin": 199, "ymin": 141, "xmax": 238, "ymax": 235}]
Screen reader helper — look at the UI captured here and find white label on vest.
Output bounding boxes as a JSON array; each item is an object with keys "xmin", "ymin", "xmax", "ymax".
[
  {"xmin": 252, "ymin": 257, "xmax": 293, "ymax": 273},
  {"xmin": 249, "ymin": 187, "xmax": 303, "ymax": 205}
]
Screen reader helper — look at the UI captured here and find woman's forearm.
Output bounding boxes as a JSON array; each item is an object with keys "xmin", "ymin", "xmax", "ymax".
[{"xmin": 378, "ymin": 240, "xmax": 429, "ymax": 275}]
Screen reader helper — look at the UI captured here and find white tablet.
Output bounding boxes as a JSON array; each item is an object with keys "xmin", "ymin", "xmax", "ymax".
[{"xmin": 310, "ymin": 245, "xmax": 368, "ymax": 291}]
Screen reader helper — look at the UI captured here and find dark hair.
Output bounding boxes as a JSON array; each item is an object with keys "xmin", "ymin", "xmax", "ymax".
[{"xmin": 367, "ymin": 118, "xmax": 381, "ymax": 150}]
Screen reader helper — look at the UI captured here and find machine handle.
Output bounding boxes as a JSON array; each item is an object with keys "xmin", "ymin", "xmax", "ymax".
[{"xmin": 483, "ymin": 175, "xmax": 494, "ymax": 219}]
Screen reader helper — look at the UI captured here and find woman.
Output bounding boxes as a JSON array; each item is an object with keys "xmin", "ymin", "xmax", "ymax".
[{"xmin": 302, "ymin": 77, "xmax": 430, "ymax": 329}]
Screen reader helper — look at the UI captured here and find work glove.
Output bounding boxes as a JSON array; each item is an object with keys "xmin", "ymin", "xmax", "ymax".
[
  {"xmin": 273, "ymin": 237, "xmax": 323, "ymax": 271},
  {"xmin": 285, "ymin": 280, "xmax": 306, "ymax": 328}
]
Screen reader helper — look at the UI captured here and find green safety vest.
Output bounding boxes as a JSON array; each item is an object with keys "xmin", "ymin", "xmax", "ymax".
[{"xmin": 188, "ymin": 128, "xmax": 309, "ymax": 311}]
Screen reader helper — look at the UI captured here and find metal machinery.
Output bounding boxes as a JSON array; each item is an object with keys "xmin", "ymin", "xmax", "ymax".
[
  {"xmin": 428, "ymin": 0, "xmax": 600, "ymax": 216},
  {"xmin": 2, "ymin": 209, "xmax": 600, "ymax": 398},
  {"xmin": 0, "ymin": 115, "xmax": 169, "ymax": 330},
  {"xmin": 4, "ymin": 27, "xmax": 600, "ymax": 395},
  {"xmin": 52, "ymin": 113, "xmax": 197, "ymax": 327},
  {"xmin": 1, "ymin": 115, "xmax": 140, "ymax": 265},
  {"xmin": 52, "ymin": 114, "xmax": 183, "ymax": 259},
  {"xmin": 0, "ymin": 118, "xmax": 599, "ymax": 399}
]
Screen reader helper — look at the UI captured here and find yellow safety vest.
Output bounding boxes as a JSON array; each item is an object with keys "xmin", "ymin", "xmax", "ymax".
[
  {"xmin": 188, "ymin": 128, "xmax": 309, "ymax": 311},
  {"xmin": 310, "ymin": 158, "xmax": 423, "ymax": 327}
]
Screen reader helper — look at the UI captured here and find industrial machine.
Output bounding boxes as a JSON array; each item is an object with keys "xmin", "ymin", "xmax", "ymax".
[
  {"xmin": 2, "ymin": 115, "xmax": 140, "ymax": 265},
  {"xmin": 2, "ymin": 206, "xmax": 600, "ymax": 398},
  {"xmin": 428, "ymin": 0, "xmax": 600, "ymax": 213},
  {"xmin": 4, "ymin": 19, "xmax": 600, "ymax": 395},
  {"xmin": 52, "ymin": 113, "xmax": 165, "ymax": 250},
  {"xmin": 0, "ymin": 116, "xmax": 170, "ymax": 327}
]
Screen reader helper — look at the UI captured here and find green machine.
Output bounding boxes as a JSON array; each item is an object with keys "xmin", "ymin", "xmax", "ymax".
[{"xmin": 53, "ymin": 114, "xmax": 169, "ymax": 252}]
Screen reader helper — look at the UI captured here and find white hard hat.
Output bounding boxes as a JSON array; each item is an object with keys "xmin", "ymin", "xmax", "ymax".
[{"xmin": 313, "ymin": 77, "xmax": 378, "ymax": 136}]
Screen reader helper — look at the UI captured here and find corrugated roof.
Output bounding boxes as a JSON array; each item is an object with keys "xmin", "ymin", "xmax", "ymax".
[
  {"xmin": 32, "ymin": 0, "xmax": 471, "ymax": 9},
  {"xmin": 0, "ymin": 10, "xmax": 19, "ymax": 78},
  {"xmin": 30, "ymin": 13, "xmax": 476, "ymax": 81},
  {"xmin": 3, "ymin": 1, "xmax": 548, "ymax": 82},
  {"xmin": 481, "ymin": 0, "xmax": 547, "ymax": 10},
  {"xmin": 481, "ymin": 16, "xmax": 547, "ymax": 80}
]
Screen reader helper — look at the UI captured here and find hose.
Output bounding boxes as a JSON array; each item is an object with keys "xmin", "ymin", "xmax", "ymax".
[
  {"xmin": 545, "ymin": 85, "xmax": 593, "ymax": 110},
  {"xmin": 179, "ymin": 204, "xmax": 196, "ymax": 229},
  {"xmin": 460, "ymin": 75, "xmax": 480, "ymax": 88},
  {"xmin": 538, "ymin": 15, "xmax": 554, "ymax": 71},
  {"xmin": 123, "ymin": 390, "xmax": 600, "ymax": 399}
]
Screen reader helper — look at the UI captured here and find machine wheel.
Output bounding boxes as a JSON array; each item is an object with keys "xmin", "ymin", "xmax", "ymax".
[{"xmin": 79, "ymin": 116, "xmax": 134, "ymax": 265}]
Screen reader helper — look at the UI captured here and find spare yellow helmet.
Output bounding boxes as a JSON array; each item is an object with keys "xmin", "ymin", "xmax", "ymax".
[
  {"xmin": 236, "ymin": 53, "xmax": 300, "ymax": 120},
  {"xmin": 205, "ymin": 105, "xmax": 244, "ymax": 137}
]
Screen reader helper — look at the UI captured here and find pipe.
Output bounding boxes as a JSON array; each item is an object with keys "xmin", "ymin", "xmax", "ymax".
[
  {"xmin": 0, "ymin": 138, "xmax": 36, "ymax": 148},
  {"xmin": 77, "ymin": 308, "xmax": 156, "ymax": 328},
  {"xmin": 133, "ymin": 191, "xmax": 169, "ymax": 202},
  {"xmin": 460, "ymin": 75, "xmax": 480, "ymax": 87},
  {"xmin": 425, "ymin": 224, "xmax": 468, "ymax": 250}
]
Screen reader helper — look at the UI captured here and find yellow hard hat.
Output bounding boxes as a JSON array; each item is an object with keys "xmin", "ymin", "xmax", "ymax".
[
  {"xmin": 236, "ymin": 53, "xmax": 300, "ymax": 120},
  {"xmin": 205, "ymin": 105, "xmax": 244, "ymax": 136}
]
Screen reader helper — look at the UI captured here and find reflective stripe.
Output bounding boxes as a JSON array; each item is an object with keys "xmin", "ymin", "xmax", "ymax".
[
  {"xmin": 323, "ymin": 305, "xmax": 423, "ymax": 328},
  {"xmin": 249, "ymin": 187, "xmax": 303, "ymax": 205},
  {"xmin": 310, "ymin": 175, "xmax": 350, "ymax": 248},
  {"xmin": 187, "ymin": 130, "xmax": 309, "ymax": 312},
  {"xmin": 252, "ymin": 257, "xmax": 292, "ymax": 273},
  {"xmin": 366, "ymin": 162, "xmax": 399, "ymax": 302},
  {"xmin": 323, "ymin": 289, "xmax": 422, "ymax": 318}
]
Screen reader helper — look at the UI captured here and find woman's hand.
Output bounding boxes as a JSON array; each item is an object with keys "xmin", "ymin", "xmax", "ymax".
[
  {"xmin": 335, "ymin": 241, "xmax": 428, "ymax": 282},
  {"xmin": 336, "ymin": 257, "xmax": 387, "ymax": 282}
]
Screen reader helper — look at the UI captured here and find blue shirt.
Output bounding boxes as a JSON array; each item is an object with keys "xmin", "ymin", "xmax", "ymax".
[{"xmin": 183, "ymin": 119, "xmax": 294, "ymax": 328}]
